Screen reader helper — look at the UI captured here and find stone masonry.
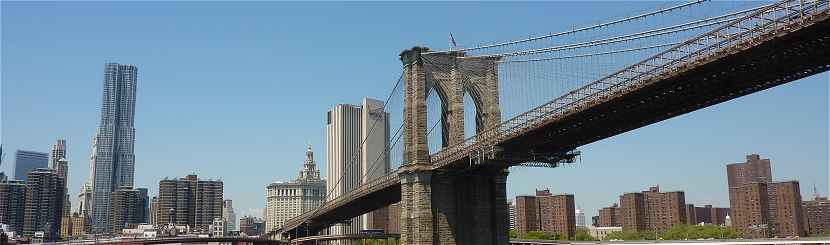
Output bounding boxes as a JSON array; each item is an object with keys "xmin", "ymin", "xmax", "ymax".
[{"xmin": 399, "ymin": 46, "xmax": 508, "ymax": 245}]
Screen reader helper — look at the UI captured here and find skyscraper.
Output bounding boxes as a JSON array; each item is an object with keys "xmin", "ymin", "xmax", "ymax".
[
  {"xmin": 575, "ymin": 209, "xmax": 586, "ymax": 228},
  {"xmin": 135, "ymin": 187, "xmax": 149, "ymax": 223},
  {"xmin": 265, "ymin": 146, "xmax": 325, "ymax": 233},
  {"xmin": 49, "ymin": 139, "xmax": 71, "ymax": 218},
  {"xmin": 90, "ymin": 63, "xmax": 138, "ymax": 234},
  {"xmin": 14, "ymin": 150, "xmax": 48, "ymax": 181},
  {"xmin": 23, "ymin": 168, "xmax": 65, "ymax": 241},
  {"xmin": 157, "ymin": 175, "xmax": 223, "ymax": 232},
  {"xmin": 49, "ymin": 139, "xmax": 67, "ymax": 178},
  {"xmin": 0, "ymin": 180, "xmax": 26, "ymax": 235},
  {"xmin": 326, "ymin": 98, "xmax": 389, "ymax": 234},
  {"xmin": 110, "ymin": 187, "xmax": 142, "ymax": 234},
  {"xmin": 223, "ymin": 200, "xmax": 237, "ymax": 231}
]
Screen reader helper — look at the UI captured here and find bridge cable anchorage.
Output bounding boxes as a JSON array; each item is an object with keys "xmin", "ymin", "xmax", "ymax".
[
  {"xmin": 424, "ymin": 0, "xmax": 709, "ymax": 55},
  {"xmin": 278, "ymin": 64, "xmax": 410, "ymax": 237}
]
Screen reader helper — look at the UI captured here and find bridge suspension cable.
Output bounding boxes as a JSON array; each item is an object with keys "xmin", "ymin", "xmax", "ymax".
[
  {"xmin": 425, "ymin": 0, "xmax": 709, "ymax": 54},
  {"xmin": 469, "ymin": 4, "xmax": 769, "ymax": 59},
  {"xmin": 285, "ymin": 64, "xmax": 410, "ymax": 234}
]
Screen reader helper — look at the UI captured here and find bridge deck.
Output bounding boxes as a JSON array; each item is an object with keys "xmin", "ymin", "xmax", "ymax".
[{"xmin": 278, "ymin": 0, "xmax": 830, "ymax": 237}]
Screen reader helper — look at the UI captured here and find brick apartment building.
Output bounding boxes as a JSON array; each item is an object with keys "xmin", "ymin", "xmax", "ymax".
[
  {"xmin": 598, "ymin": 203, "xmax": 621, "ymax": 227},
  {"xmin": 515, "ymin": 189, "xmax": 576, "ymax": 239},
  {"xmin": 727, "ymin": 154, "xmax": 806, "ymax": 238},
  {"xmin": 685, "ymin": 204, "xmax": 729, "ymax": 225},
  {"xmin": 619, "ymin": 186, "xmax": 686, "ymax": 233},
  {"xmin": 803, "ymin": 196, "xmax": 830, "ymax": 235}
]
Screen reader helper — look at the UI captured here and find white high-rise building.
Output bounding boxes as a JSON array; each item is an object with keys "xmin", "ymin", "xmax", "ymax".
[
  {"xmin": 576, "ymin": 209, "xmax": 586, "ymax": 228},
  {"xmin": 223, "ymin": 200, "xmax": 237, "ymax": 231},
  {"xmin": 326, "ymin": 98, "xmax": 389, "ymax": 235},
  {"xmin": 90, "ymin": 63, "xmax": 138, "ymax": 233},
  {"xmin": 265, "ymin": 146, "xmax": 325, "ymax": 233}
]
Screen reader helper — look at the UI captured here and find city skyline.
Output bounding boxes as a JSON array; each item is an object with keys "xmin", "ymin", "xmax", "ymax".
[{"xmin": 2, "ymin": 1, "xmax": 828, "ymax": 223}]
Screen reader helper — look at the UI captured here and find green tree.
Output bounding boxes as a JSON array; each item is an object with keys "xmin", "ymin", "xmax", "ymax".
[
  {"xmin": 509, "ymin": 229, "xmax": 518, "ymax": 239},
  {"xmin": 574, "ymin": 228, "xmax": 596, "ymax": 241},
  {"xmin": 659, "ymin": 224, "xmax": 741, "ymax": 240},
  {"xmin": 603, "ymin": 230, "xmax": 658, "ymax": 240},
  {"xmin": 524, "ymin": 231, "xmax": 560, "ymax": 240}
]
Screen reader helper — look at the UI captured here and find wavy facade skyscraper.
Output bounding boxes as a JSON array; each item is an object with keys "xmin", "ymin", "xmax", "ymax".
[{"xmin": 90, "ymin": 63, "xmax": 138, "ymax": 234}]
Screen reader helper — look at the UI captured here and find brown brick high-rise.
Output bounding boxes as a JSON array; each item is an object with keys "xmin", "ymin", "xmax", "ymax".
[
  {"xmin": 515, "ymin": 189, "xmax": 576, "ymax": 239},
  {"xmin": 619, "ymin": 186, "xmax": 686, "ymax": 233},
  {"xmin": 727, "ymin": 154, "xmax": 805, "ymax": 238},
  {"xmin": 686, "ymin": 204, "xmax": 729, "ymax": 225},
  {"xmin": 803, "ymin": 196, "xmax": 830, "ymax": 235},
  {"xmin": 599, "ymin": 203, "xmax": 620, "ymax": 227}
]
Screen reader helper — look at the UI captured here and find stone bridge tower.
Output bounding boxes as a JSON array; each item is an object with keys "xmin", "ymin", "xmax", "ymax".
[{"xmin": 398, "ymin": 46, "xmax": 509, "ymax": 245}]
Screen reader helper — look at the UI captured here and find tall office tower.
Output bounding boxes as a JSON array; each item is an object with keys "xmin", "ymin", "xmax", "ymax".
[
  {"xmin": 359, "ymin": 99, "xmax": 390, "ymax": 230},
  {"xmin": 223, "ymin": 200, "xmax": 237, "ymax": 231},
  {"xmin": 0, "ymin": 180, "xmax": 27, "ymax": 235},
  {"xmin": 109, "ymin": 187, "xmax": 142, "ymax": 234},
  {"xmin": 14, "ymin": 150, "xmax": 48, "ymax": 181},
  {"xmin": 727, "ymin": 154, "xmax": 806, "ymax": 238},
  {"xmin": 326, "ymin": 98, "xmax": 390, "ymax": 234},
  {"xmin": 575, "ymin": 209, "xmax": 586, "ymax": 228},
  {"xmin": 90, "ymin": 63, "xmax": 138, "ymax": 234},
  {"xmin": 599, "ymin": 203, "xmax": 621, "ymax": 227},
  {"xmin": 619, "ymin": 186, "xmax": 686, "ymax": 233},
  {"xmin": 135, "ymin": 187, "xmax": 149, "ymax": 223},
  {"xmin": 50, "ymin": 139, "xmax": 71, "ymax": 218},
  {"xmin": 265, "ymin": 146, "xmax": 325, "ymax": 233},
  {"xmin": 49, "ymin": 139, "xmax": 67, "ymax": 178},
  {"xmin": 149, "ymin": 196, "xmax": 159, "ymax": 225},
  {"xmin": 22, "ymin": 168, "xmax": 65, "ymax": 241},
  {"xmin": 804, "ymin": 195, "xmax": 830, "ymax": 235},
  {"xmin": 515, "ymin": 189, "xmax": 577, "ymax": 239},
  {"xmin": 157, "ymin": 175, "xmax": 223, "ymax": 232}
]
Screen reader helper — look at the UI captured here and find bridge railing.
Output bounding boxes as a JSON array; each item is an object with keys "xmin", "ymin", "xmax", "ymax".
[{"xmin": 430, "ymin": 0, "xmax": 828, "ymax": 169}]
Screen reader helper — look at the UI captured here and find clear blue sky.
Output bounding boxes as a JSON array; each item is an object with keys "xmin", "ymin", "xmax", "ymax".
[{"xmin": 2, "ymin": 1, "xmax": 827, "ymax": 220}]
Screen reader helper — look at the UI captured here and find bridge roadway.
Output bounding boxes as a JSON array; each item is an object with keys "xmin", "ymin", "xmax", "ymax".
[{"xmin": 277, "ymin": 0, "xmax": 830, "ymax": 239}]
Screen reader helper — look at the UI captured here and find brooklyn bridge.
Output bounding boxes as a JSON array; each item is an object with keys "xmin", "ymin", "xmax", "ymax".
[{"xmin": 270, "ymin": 0, "xmax": 830, "ymax": 244}]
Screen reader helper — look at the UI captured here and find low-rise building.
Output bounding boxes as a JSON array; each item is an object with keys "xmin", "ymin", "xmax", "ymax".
[{"xmin": 589, "ymin": 226, "xmax": 622, "ymax": 240}]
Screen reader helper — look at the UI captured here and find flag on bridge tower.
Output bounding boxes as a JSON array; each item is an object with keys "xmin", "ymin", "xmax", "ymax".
[{"xmin": 449, "ymin": 32, "xmax": 457, "ymax": 49}]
